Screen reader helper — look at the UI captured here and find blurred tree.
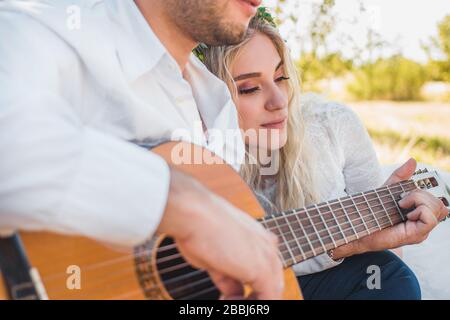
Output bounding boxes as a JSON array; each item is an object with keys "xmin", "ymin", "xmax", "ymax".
[
  {"xmin": 271, "ymin": 0, "xmax": 436, "ymax": 100},
  {"xmin": 273, "ymin": 0, "xmax": 353, "ymax": 89},
  {"xmin": 348, "ymin": 55, "xmax": 427, "ymax": 101},
  {"xmin": 423, "ymin": 15, "xmax": 450, "ymax": 82},
  {"xmin": 296, "ymin": 52, "xmax": 352, "ymax": 90}
]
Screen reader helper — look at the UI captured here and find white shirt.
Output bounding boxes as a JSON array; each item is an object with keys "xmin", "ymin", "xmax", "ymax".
[
  {"xmin": 256, "ymin": 97, "xmax": 384, "ymax": 275},
  {"xmin": 0, "ymin": 0, "xmax": 243, "ymax": 246}
]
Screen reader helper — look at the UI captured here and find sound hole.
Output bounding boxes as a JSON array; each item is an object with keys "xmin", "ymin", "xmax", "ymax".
[{"xmin": 156, "ymin": 237, "xmax": 220, "ymax": 300}]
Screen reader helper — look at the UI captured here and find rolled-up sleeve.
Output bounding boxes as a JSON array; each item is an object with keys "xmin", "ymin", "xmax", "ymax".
[{"xmin": 0, "ymin": 10, "xmax": 170, "ymax": 246}]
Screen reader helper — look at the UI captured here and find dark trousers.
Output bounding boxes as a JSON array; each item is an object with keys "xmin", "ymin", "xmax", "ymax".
[{"xmin": 297, "ymin": 250, "xmax": 421, "ymax": 300}]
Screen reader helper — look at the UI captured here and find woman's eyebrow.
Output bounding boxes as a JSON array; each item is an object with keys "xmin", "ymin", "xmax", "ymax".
[
  {"xmin": 233, "ymin": 60, "xmax": 284, "ymax": 82},
  {"xmin": 233, "ymin": 72, "xmax": 261, "ymax": 81}
]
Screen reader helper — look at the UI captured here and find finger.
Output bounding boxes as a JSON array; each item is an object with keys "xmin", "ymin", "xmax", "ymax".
[
  {"xmin": 251, "ymin": 256, "xmax": 284, "ymax": 300},
  {"xmin": 399, "ymin": 190, "xmax": 442, "ymax": 220},
  {"xmin": 398, "ymin": 190, "xmax": 424, "ymax": 209},
  {"xmin": 440, "ymin": 205, "xmax": 449, "ymax": 221},
  {"xmin": 407, "ymin": 206, "xmax": 438, "ymax": 233},
  {"xmin": 406, "ymin": 207, "xmax": 422, "ymax": 221},
  {"xmin": 436, "ymin": 199, "xmax": 449, "ymax": 221},
  {"xmin": 383, "ymin": 158, "xmax": 417, "ymax": 186},
  {"xmin": 209, "ymin": 271, "xmax": 244, "ymax": 299}
]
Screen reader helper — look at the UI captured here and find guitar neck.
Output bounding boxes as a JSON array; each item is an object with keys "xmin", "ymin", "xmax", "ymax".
[{"xmin": 259, "ymin": 180, "xmax": 418, "ymax": 268}]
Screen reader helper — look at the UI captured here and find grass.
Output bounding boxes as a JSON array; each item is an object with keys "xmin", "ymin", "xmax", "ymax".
[{"xmin": 347, "ymin": 101, "xmax": 450, "ymax": 171}]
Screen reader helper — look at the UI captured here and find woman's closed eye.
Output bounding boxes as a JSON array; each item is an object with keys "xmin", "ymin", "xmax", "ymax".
[
  {"xmin": 238, "ymin": 86, "xmax": 260, "ymax": 95},
  {"xmin": 275, "ymin": 76, "xmax": 290, "ymax": 82},
  {"xmin": 238, "ymin": 76, "xmax": 289, "ymax": 95}
]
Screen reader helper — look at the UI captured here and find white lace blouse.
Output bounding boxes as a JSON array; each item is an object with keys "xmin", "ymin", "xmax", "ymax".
[{"xmin": 255, "ymin": 97, "xmax": 384, "ymax": 276}]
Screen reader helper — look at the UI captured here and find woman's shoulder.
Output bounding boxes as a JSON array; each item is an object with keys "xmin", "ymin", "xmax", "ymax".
[{"xmin": 300, "ymin": 93, "xmax": 365, "ymax": 140}]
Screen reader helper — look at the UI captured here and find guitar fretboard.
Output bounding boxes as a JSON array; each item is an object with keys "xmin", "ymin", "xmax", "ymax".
[{"xmin": 259, "ymin": 180, "xmax": 417, "ymax": 267}]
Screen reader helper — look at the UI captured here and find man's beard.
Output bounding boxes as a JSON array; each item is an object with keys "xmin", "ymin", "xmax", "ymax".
[{"xmin": 165, "ymin": 0, "xmax": 248, "ymax": 46}]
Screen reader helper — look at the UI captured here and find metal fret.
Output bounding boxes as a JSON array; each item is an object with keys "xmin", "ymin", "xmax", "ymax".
[
  {"xmin": 338, "ymin": 198, "xmax": 359, "ymax": 239},
  {"xmin": 259, "ymin": 219, "xmax": 269, "ymax": 229},
  {"xmin": 315, "ymin": 204, "xmax": 336, "ymax": 248},
  {"xmin": 396, "ymin": 183, "xmax": 409, "ymax": 221},
  {"xmin": 283, "ymin": 210, "xmax": 307, "ymax": 262},
  {"xmin": 272, "ymin": 214, "xmax": 296, "ymax": 265},
  {"xmin": 350, "ymin": 195, "xmax": 370, "ymax": 235},
  {"xmin": 327, "ymin": 201, "xmax": 348, "ymax": 244},
  {"xmin": 305, "ymin": 208, "xmax": 327, "ymax": 253},
  {"xmin": 362, "ymin": 192, "xmax": 382, "ymax": 231},
  {"xmin": 260, "ymin": 219, "xmax": 288, "ymax": 263},
  {"xmin": 293, "ymin": 210, "xmax": 316, "ymax": 257},
  {"xmin": 374, "ymin": 189, "xmax": 394, "ymax": 226}
]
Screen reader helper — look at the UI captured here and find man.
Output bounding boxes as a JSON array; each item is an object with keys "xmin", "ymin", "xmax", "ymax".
[{"xmin": 0, "ymin": 0, "xmax": 283, "ymax": 299}]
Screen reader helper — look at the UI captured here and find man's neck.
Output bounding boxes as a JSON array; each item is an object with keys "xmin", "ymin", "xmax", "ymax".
[{"xmin": 134, "ymin": 0, "xmax": 197, "ymax": 72}]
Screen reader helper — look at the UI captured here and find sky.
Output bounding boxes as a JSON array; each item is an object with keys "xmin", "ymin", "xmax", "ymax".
[{"xmin": 264, "ymin": 0, "xmax": 450, "ymax": 62}]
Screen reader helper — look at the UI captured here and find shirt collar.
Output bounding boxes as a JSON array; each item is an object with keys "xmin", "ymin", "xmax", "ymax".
[
  {"xmin": 185, "ymin": 53, "xmax": 233, "ymax": 128},
  {"xmin": 106, "ymin": 0, "xmax": 167, "ymax": 82}
]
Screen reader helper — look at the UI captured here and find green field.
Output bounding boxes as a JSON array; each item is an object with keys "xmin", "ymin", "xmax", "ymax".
[{"xmin": 347, "ymin": 101, "xmax": 450, "ymax": 171}]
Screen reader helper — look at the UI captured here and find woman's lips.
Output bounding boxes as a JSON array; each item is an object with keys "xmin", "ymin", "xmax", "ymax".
[{"xmin": 261, "ymin": 117, "xmax": 287, "ymax": 129}]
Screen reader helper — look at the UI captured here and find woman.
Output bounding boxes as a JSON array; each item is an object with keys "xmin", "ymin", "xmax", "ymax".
[{"xmin": 197, "ymin": 11, "xmax": 424, "ymax": 299}]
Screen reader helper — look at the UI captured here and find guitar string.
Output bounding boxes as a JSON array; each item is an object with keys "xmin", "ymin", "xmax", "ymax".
[
  {"xmin": 13, "ymin": 185, "xmax": 411, "ymax": 293},
  {"xmin": 39, "ymin": 184, "xmax": 447, "ymax": 300},
  {"xmin": 96, "ymin": 181, "xmax": 417, "ymax": 264},
  {"xmin": 13, "ymin": 180, "xmax": 426, "ymax": 300},
  {"xmin": 150, "ymin": 180, "xmax": 415, "ymax": 255},
  {"xmin": 12, "ymin": 200, "xmax": 404, "ymax": 295},
  {"xmin": 16, "ymin": 181, "xmax": 406, "ymax": 288},
  {"xmin": 27, "ymin": 185, "xmax": 408, "ymax": 284},
  {"xmin": 149, "ymin": 201, "xmax": 404, "ymax": 268},
  {"xmin": 33, "ymin": 186, "xmax": 444, "ymax": 301},
  {"xmin": 176, "ymin": 185, "xmax": 448, "ymax": 301},
  {"xmin": 259, "ymin": 181, "xmax": 415, "ymax": 224},
  {"xmin": 39, "ymin": 214, "xmax": 405, "ymax": 299},
  {"xmin": 173, "ymin": 215, "xmax": 408, "ymax": 300},
  {"xmin": 19, "ymin": 199, "xmax": 406, "ymax": 299}
]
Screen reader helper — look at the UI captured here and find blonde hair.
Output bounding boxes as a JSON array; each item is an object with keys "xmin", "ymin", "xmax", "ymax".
[{"xmin": 202, "ymin": 17, "xmax": 320, "ymax": 212}]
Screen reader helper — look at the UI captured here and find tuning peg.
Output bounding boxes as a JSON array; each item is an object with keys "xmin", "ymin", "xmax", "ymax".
[{"xmin": 414, "ymin": 168, "xmax": 430, "ymax": 176}]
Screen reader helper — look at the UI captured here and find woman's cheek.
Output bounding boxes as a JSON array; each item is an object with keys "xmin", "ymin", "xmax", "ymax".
[{"xmin": 237, "ymin": 99, "xmax": 260, "ymax": 133}]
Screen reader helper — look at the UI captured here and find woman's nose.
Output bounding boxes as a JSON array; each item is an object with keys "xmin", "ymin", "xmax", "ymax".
[{"xmin": 264, "ymin": 86, "xmax": 288, "ymax": 111}]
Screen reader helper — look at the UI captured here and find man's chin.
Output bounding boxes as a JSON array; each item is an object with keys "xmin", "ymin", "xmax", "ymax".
[{"xmin": 205, "ymin": 25, "xmax": 247, "ymax": 46}]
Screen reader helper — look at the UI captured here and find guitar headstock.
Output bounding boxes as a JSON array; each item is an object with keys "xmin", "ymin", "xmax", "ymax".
[{"xmin": 411, "ymin": 168, "xmax": 450, "ymax": 220}]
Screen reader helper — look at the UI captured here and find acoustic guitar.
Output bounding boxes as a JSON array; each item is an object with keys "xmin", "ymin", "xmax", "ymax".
[{"xmin": 0, "ymin": 141, "xmax": 449, "ymax": 300}]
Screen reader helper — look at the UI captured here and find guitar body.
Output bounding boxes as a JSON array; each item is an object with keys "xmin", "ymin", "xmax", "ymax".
[{"xmin": 0, "ymin": 142, "xmax": 302, "ymax": 300}]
